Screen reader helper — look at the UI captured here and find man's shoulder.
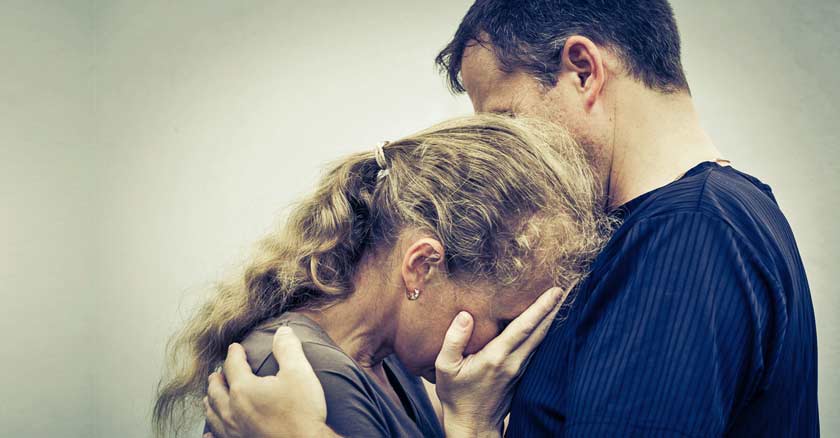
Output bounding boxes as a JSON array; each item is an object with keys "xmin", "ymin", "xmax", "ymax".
[
  {"xmin": 629, "ymin": 163, "xmax": 776, "ymax": 225},
  {"xmin": 584, "ymin": 164, "xmax": 790, "ymax": 284},
  {"xmin": 610, "ymin": 164, "xmax": 790, "ymax": 259}
]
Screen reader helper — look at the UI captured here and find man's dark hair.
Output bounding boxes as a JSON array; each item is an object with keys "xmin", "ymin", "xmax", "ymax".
[{"xmin": 436, "ymin": 0, "xmax": 690, "ymax": 94}]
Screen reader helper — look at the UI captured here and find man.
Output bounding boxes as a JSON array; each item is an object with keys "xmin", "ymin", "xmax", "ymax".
[{"xmin": 206, "ymin": 0, "xmax": 819, "ymax": 436}]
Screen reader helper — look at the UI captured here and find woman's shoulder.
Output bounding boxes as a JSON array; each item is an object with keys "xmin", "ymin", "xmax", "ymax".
[
  {"xmin": 240, "ymin": 313, "xmax": 397, "ymax": 436},
  {"xmin": 239, "ymin": 313, "xmax": 369, "ymax": 383}
]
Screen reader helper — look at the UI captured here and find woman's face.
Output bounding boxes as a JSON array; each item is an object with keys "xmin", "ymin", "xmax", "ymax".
[{"xmin": 393, "ymin": 274, "xmax": 554, "ymax": 382}]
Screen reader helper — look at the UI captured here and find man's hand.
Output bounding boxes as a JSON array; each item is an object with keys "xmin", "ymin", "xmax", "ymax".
[
  {"xmin": 434, "ymin": 287, "xmax": 566, "ymax": 438},
  {"xmin": 204, "ymin": 326, "xmax": 338, "ymax": 438}
]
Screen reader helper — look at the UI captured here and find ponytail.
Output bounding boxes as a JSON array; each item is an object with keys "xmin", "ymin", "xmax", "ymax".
[{"xmin": 153, "ymin": 150, "xmax": 386, "ymax": 437}]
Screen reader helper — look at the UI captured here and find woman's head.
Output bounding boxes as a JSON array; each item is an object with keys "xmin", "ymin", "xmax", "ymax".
[
  {"xmin": 153, "ymin": 114, "xmax": 611, "ymax": 436},
  {"xmin": 351, "ymin": 115, "xmax": 610, "ymax": 377}
]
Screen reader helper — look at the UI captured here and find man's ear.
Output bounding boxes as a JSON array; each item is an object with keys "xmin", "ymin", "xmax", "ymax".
[
  {"xmin": 401, "ymin": 238, "xmax": 445, "ymax": 291},
  {"xmin": 560, "ymin": 35, "xmax": 607, "ymax": 109}
]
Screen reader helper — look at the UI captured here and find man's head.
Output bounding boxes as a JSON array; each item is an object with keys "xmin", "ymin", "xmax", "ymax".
[{"xmin": 436, "ymin": 0, "xmax": 690, "ymax": 173}]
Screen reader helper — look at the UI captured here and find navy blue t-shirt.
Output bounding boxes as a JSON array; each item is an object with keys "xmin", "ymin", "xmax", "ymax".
[{"xmin": 507, "ymin": 162, "xmax": 819, "ymax": 437}]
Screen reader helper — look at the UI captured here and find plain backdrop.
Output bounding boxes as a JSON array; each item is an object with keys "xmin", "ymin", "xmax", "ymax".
[{"xmin": 1, "ymin": 1, "xmax": 838, "ymax": 437}]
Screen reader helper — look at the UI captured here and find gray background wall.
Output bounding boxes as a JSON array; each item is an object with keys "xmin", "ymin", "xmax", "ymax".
[{"xmin": 1, "ymin": 1, "xmax": 837, "ymax": 436}]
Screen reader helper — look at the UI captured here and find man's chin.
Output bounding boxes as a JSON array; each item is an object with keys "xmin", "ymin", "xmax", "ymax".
[{"xmin": 421, "ymin": 369, "xmax": 436, "ymax": 383}]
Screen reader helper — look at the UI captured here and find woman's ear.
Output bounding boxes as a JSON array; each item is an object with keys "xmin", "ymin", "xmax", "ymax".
[
  {"xmin": 401, "ymin": 238, "xmax": 445, "ymax": 292},
  {"xmin": 560, "ymin": 35, "xmax": 607, "ymax": 109}
]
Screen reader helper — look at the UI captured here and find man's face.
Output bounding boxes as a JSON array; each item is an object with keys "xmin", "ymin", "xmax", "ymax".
[{"xmin": 459, "ymin": 40, "xmax": 598, "ymax": 154}]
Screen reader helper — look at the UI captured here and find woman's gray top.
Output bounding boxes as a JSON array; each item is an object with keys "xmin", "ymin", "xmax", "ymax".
[{"xmin": 236, "ymin": 312, "xmax": 444, "ymax": 437}]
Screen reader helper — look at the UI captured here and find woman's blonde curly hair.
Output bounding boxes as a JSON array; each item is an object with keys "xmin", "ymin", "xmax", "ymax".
[{"xmin": 153, "ymin": 114, "xmax": 613, "ymax": 436}]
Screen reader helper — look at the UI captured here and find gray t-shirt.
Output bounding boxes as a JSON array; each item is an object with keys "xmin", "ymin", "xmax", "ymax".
[{"xmin": 234, "ymin": 312, "xmax": 444, "ymax": 437}]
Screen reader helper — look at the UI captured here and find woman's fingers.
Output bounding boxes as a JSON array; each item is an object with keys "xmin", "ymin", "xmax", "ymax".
[
  {"xmin": 508, "ymin": 295, "xmax": 563, "ymax": 363},
  {"xmin": 222, "ymin": 343, "xmax": 254, "ymax": 387},
  {"xmin": 271, "ymin": 326, "xmax": 311, "ymax": 376},
  {"xmin": 431, "ymin": 289, "xmax": 568, "ymax": 437},
  {"xmin": 434, "ymin": 311, "xmax": 474, "ymax": 374},
  {"xmin": 482, "ymin": 287, "xmax": 565, "ymax": 359}
]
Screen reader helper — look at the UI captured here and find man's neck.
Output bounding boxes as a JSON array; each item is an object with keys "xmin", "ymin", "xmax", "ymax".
[{"xmin": 605, "ymin": 87, "xmax": 722, "ymax": 209}]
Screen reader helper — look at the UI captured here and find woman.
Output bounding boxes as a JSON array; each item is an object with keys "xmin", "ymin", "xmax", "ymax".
[{"xmin": 153, "ymin": 115, "xmax": 611, "ymax": 437}]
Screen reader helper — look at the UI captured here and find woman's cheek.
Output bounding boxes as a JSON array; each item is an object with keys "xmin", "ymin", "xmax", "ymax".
[
  {"xmin": 416, "ymin": 324, "xmax": 452, "ymax": 370},
  {"xmin": 464, "ymin": 320, "xmax": 501, "ymax": 355},
  {"xmin": 398, "ymin": 341, "xmax": 437, "ymax": 376}
]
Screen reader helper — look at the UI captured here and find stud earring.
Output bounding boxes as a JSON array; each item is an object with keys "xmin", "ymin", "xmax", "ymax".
[{"xmin": 407, "ymin": 288, "xmax": 421, "ymax": 301}]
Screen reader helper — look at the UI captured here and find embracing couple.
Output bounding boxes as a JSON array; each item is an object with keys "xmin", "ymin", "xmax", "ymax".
[{"xmin": 154, "ymin": 1, "xmax": 819, "ymax": 437}]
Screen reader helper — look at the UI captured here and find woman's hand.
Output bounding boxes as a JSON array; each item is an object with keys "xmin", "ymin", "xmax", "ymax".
[
  {"xmin": 434, "ymin": 286, "xmax": 565, "ymax": 438},
  {"xmin": 204, "ymin": 327, "xmax": 338, "ymax": 438}
]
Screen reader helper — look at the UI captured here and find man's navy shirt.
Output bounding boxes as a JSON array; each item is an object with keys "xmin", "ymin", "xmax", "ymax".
[{"xmin": 508, "ymin": 162, "xmax": 819, "ymax": 437}]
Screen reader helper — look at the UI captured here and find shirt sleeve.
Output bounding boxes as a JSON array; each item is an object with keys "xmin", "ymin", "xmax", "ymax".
[
  {"xmin": 563, "ymin": 212, "xmax": 778, "ymax": 437},
  {"xmin": 251, "ymin": 341, "xmax": 392, "ymax": 437},
  {"xmin": 316, "ymin": 366, "xmax": 391, "ymax": 438}
]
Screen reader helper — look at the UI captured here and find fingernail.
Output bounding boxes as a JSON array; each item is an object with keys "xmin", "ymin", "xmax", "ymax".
[
  {"xmin": 276, "ymin": 326, "xmax": 292, "ymax": 335},
  {"xmin": 456, "ymin": 311, "xmax": 470, "ymax": 327}
]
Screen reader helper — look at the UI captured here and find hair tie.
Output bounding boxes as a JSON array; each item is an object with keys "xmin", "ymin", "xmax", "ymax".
[{"xmin": 374, "ymin": 141, "xmax": 390, "ymax": 180}]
